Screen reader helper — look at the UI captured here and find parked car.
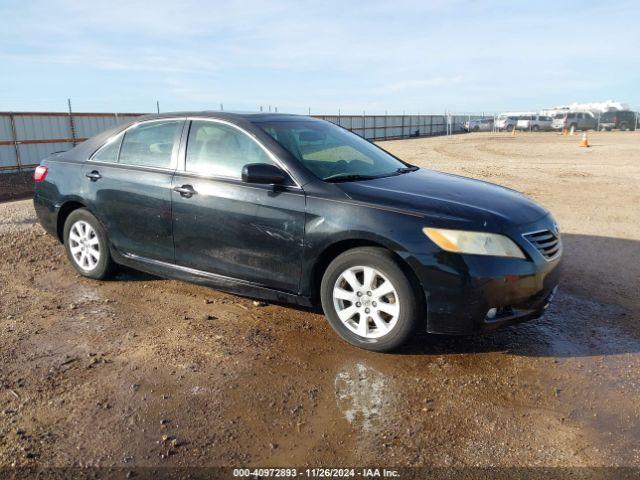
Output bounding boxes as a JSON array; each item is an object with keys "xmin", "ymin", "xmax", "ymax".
[
  {"xmin": 551, "ymin": 111, "xmax": 597, "ymax": 131},
  {"xmin": 517, "ymin": 115, "xmax": 553, "ymax": 131},
  {"xmin": 33, "ymin": 112, "xmax": 561, "ymax": 352},
  {"xmin": 599, "ymin": 110, "xmax": 638, "ymax": 131},
  {"xmin": 496, "ymin": 115, "xmax": 519, "ymax": 131},
  {"xmin": 464, "ymin": 118, "xmax": 494, "ymax": 132}
]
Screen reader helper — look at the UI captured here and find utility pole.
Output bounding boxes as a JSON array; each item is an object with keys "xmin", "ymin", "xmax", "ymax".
[{"xmin": 156, "ymin": 101, "xmax": 160, "ymax": 114}]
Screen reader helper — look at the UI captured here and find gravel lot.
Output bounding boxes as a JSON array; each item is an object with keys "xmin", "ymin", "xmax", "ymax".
[{"xmin": 1, "ymin": 131, "xmax": 639, "ymax": 469}]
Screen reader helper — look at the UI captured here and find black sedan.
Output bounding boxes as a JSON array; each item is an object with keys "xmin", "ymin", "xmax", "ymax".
[{"xmin": 33, "ymin": 112, "xmax": 561, "ymax": 351}]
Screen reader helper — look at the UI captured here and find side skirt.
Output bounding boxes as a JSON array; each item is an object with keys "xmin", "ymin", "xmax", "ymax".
[{"xmin": 111, "ymin": 250, "xmax": 314, "ymax": 308}]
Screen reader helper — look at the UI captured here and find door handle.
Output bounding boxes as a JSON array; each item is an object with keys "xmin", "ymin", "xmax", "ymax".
[
  {"xmin": 85, "ymin": 170, "xmax": 102, "ymax": 181},
  {"xmin": 173, "ymin": 184, "xmax": 196, "ymax": 198}
]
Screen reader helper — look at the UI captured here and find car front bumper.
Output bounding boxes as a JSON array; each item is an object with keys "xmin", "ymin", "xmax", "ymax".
[{"xmin": 405, "ymin": 216, "xmax": 562, "ymax": 335}]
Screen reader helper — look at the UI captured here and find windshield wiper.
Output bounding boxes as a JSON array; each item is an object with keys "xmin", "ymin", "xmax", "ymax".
[
  {"xmin": 396, "ymin": 166, "xmax": 419, "ymax": 174},
  {"xmin": 323, "ymin": 173, "xmax": 380, "ymax": 183}
]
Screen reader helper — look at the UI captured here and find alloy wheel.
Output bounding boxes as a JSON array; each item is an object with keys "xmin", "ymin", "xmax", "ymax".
[
  {"xmin": 68, "ymin": 220, "xmax": 101, "ymax": 271},
  {"xmin": 332, "ymin": 265, "xmax": 400, "ymax": 339}
]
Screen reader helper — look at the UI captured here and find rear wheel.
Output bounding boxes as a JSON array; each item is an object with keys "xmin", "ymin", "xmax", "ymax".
[
  {"xmin": 532, "ymin": 125, "xmax": 539, "ymax": 132},
  {"xmin": 63, "ymin": 209, "xmax": 114, "ymax": 279},
  {"xmin": 320, "ymin": 247, "xmax": 421, "ymax": 352},
  {"xmin": 619, "ymin": 122, "xmax": 629, "ymax": 131},
  {"xmin": 473, "ymin": 125, "xmax": 479, "ymax": 132}
]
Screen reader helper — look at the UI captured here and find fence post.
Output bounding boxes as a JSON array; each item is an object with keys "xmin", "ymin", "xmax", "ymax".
[
  {"xmin": 384, "ymin": 111, "xmax": 388, "ymax": 140},
  {"xmin": 9, "ymin": 113, "xmax": 23, "ymax": 172},
  {"xmin": 362, "ymin": 110, "xmax": 366, "ymax": 138},
  {"xmin": 67, "ymin": 98, "xmax": 77, "ymax": 147},
  {"xmin": 401, "ymin": 111, "xmax": 405, "ymax": 139}
]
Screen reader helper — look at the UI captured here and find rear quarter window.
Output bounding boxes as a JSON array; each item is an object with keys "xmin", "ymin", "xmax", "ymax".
[{"xmin": 91, "ymin": 135, "xmax": 122, "ymax": 163}]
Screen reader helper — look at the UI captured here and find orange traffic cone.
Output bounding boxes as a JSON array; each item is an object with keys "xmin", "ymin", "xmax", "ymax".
[
  {"xmin": 562, "ymin": 127, "xmax": 568, "ymax": 136},
  {"xmin": 512, "ymin": 126, "xmax": 516, "ymax": 136},
  {"xmin": 580, "ymin": 132, "xmax": 589, "ymax": 147}
]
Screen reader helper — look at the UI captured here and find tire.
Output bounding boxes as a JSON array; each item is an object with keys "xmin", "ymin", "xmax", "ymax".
[
  {"xmin": 619, "ymin": 122, "xmax": 629, "ymax": 131},
  {"xmin": 473, "ymin": 126, "xmax": 479, "ymax": 132},
  {"xmin": 320, "ymin": 247, "xmax": 421, "ymax": 352},
  {"xmin": 506, "ymin": 124, "xmax": 513, "ymax": 131},
  {"xmin": 63, "ymin": 208, "xmax": 114, "ymax": 280}
]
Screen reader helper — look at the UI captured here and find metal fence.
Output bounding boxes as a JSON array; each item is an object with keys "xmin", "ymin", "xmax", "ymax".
[
  {"xmin": 0, "ymin": 112, "xmax": 142, "ymax": 172},
  {"xmin": 0, "ymin": 111, "xmax": 482, "ymax": 173}
]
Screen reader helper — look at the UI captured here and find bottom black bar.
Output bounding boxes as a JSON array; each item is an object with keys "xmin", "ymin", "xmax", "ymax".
[{"xmin": 1, "ymin": 467, "xmax": 639, "ymax": 480}]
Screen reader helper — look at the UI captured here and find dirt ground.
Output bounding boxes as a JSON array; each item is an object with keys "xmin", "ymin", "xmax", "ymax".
[
  {"xmin": 0, "ymin": 171, "xmax": 34, "ymax": 203},
  {"xmin": 1, "ymin": 131, "xmax": 639, "ymax": 470}
]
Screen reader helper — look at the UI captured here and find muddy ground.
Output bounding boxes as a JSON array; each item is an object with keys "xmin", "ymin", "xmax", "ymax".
[{"xmin": 1, "ymin": 131, "xmax": 639, "ymax": 469}]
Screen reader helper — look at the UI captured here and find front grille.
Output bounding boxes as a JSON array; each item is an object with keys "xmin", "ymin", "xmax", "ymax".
[{"xmin": 523, "ymin": 229, "xmax": 561, "ymax": 259}]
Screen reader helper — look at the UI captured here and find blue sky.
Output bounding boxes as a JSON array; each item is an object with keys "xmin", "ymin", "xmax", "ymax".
[{"xmin": 0, "ymin": 0, "xmax": 638, "ymax": 114}]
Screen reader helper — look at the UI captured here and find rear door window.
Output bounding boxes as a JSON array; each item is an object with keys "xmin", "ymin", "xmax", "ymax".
[
  {"xmin": 185, "ymin": 121, "xmax": 275, "ymax": 178},
  {"xmin": 119, "ymin": 120, "xmax": 183, "ymax": 169}
]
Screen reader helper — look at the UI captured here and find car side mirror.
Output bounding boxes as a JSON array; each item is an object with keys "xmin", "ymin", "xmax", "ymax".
[{"xmin": 242, "ymin": 163, "xmax": 288, "ymax": 186}]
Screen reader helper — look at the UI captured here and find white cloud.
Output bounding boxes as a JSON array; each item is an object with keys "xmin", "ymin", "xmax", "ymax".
[{"xmin": 0, "ymin": 0, "xmax": 637, "ymax": 112}]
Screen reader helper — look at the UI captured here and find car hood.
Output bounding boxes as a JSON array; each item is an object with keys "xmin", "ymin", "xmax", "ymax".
[{"xmin": 337, "ymin": 169, "xmax": 548, "ymax": 230}]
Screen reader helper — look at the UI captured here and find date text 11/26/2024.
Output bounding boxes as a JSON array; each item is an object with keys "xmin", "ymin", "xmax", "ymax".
[{"xmin": 233, "ymin": 468, "xmax": 401, "ymax": 477}]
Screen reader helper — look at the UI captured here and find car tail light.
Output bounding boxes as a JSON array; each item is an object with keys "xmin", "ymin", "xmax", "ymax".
[{"xmin": 34, "ymin": 165, "xmax": 48, "ymax": 182}]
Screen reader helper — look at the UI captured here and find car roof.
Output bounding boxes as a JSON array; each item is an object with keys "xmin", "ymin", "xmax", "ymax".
[{"xmin": 134, "ymin": 111, "xmax": 310, "ymax": 123}]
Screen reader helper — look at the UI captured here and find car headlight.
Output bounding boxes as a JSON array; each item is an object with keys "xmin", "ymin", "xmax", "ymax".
[{"xmin": 423, "ymin": 227, "xmax": 525, "ymax": 259}]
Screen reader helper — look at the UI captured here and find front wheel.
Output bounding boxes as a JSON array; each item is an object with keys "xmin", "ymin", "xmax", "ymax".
[
  {"xmin": 320, "ymin": 247, "xmax": 421, "ymax": 352},
  {"xmin": 63, "ymin": 208, "xmax": 115, "ymax": 279}
]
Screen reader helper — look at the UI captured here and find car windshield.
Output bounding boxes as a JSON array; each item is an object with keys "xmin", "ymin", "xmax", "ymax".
[{"xmin": 256, "ymin": 120, "xmax": 411, "ymax": 181}]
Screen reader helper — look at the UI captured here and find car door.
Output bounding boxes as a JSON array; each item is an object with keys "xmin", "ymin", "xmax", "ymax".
[
  {"xmin": 171, "ymin": 119, "xmax": 305, "ymax": 293},
  {"xmin": 83, "ymin": 118, "xmax": 185, "ymax": 263}
]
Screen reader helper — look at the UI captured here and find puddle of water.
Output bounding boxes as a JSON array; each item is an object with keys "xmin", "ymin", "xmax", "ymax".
[
  {"xmin": 527, "ymin": 291, "xmax": 637, "ymax": 358},
  {"xmin": 334, "ymin": 362, "xmax": 390, "ymax": 433}
]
